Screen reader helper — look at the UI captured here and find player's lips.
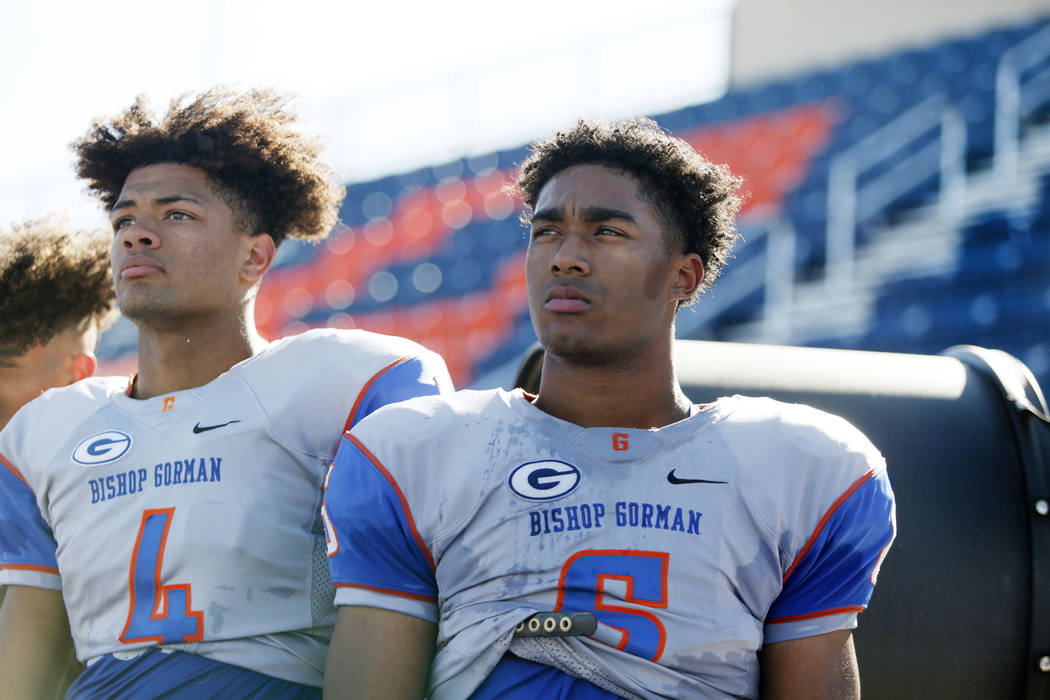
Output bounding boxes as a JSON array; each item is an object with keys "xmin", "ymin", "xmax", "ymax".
[
  {"xmin": 545, "ymin": 284, "xmax": 591, "ymax": 313},
  {"xmin": 119, "ymin": 255, "xmax": 165, "ymax": 279}
]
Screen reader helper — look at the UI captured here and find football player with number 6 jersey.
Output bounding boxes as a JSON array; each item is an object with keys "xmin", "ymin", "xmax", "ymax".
[
  {"xmin": 323, "ymin": 119, "xmax": 896, "ymax": 699},
  {"xmin": 0, "ymin": 90, "xmax": 452, "ymax": 699}
]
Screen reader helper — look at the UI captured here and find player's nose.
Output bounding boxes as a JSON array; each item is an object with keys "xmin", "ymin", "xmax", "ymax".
[
  {"xmin": 550, "ymin": 233, "xmax": 590, "ymax": 276},
  {"xmin": 117, "ymin": 221, "xmax": 160, "ymax": 251}
]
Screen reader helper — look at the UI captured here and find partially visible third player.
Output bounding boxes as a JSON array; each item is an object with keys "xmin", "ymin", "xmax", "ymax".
[
  {"xmin": 0, "ymin": 216, "xmax": 117, "ymax": 689},
  {"xmin": 0, "ymin": 216, "xmax": 116, "ymax": 432}
]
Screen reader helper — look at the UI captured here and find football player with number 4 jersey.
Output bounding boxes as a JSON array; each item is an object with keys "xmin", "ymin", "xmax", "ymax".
[
  {"xmin": 0, "ymin": 90, "xmax": 452, "ymax": 699},
  {"xmin": 323, "ymin": 119, "xmax": 896, "ymax": 699}
]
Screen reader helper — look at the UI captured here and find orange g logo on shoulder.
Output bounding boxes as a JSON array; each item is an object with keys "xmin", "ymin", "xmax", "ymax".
[
  {"xmin": 612, "ymin": 433, "xmax": 629, "ymax": 451},
  {"xmin": 162, "ymin": 396, "xmax": 175, "ymax": 412}
]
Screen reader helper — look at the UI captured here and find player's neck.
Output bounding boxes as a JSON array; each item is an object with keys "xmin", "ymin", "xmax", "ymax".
[
  {"xmin": 130, "ymin": 311, "xmax": 268, "ymax": 399},
  {"xmin": 532, "ymin": 349, "xmax": 691, "ymax": 429}
]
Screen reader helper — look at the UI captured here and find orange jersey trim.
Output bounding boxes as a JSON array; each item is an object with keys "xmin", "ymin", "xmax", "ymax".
[
  {"xmin": 0, "ymin": 563, "xmax": 60, "ymax": 575},
  {"xmin": 0, "ymin": 451, "xmax": 31, "ymax": 490},
  {"xmin": 344, "ymin": 433, "xmax": 436, "ymax": 572},
  {"xmin": 342, "ymin": 356, "xmax": 410, "ymax": 435},
  {"xmin": 783, "ymin": 469, "xmax": 878, "ymax": 583},
  {"xmin": 870, "ymin": 507, "xmax": 897, "ymax": 585},
  {"xmin": 766, "ymin": 605, "xmax": 865, "ymax": 624},
  {"xmin": 333, "ymin": 581, "xmax": 437, "ymax": 603}
]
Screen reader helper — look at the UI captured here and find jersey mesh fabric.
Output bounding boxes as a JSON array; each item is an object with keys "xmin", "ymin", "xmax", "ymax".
[
  {"xmin": 309, "ymin": 480, "xmax": 336, "ymax": 629},
  {"xmin": 510, "ymin": 638, "xmax": 646, "ymax": 700}
]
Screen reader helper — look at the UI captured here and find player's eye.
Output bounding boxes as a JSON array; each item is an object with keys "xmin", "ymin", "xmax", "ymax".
[
  {"xmin": 167, "ymin": 210, "xmax": 193, "ymax": 221},
  {"xmin": 531, "ymin": 227, "xmax": 558, "ymax": 239},
  {"xmin": 596, "ymin": 227, "xmax": 623, "ymax": 237},
  {"xmin": 112, "ymin": 217, "xmax": 134, "ymax": 232}
]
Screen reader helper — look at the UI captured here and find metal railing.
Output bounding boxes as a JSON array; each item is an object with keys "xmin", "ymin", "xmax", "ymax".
[
  {"xmin": 684, "ymin": 22, "xmax": 1050, "ymax": 345},
  {"xmin": 995, "ymin": 24, "xmax": 1050, "ymax": 178},
  {"xmin": 825, "ymin": 95, "xmax": 966, "ymax": 291}
]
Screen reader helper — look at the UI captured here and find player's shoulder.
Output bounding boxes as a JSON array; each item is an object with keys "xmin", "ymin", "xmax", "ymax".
[
  {"xmin": 351, "ymin": 388, "xmax": 507, "ymax": 443},
  {"xmin": 267, "ymin": 328, "xmax": 438, "ymax": 364},
  {"xmin": 2, "ymin": 376, "xmax": 127, "ymax": 450},
  {"xmin": 714, "ymin": 396, "xmax": 887, "ymax": 524},
  {"xmin": 15, "ymin": 375, "xmax": 125, "ymax": 421},
  {"xmin": 713, "ymin": 394, "xmax": 880, "ymax": 463},
  {"xmin": 240, "ymin": 328, "xmax": 443, "ymax": 387}
]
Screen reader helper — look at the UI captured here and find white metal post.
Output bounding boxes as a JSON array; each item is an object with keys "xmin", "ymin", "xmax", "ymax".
[
  {"xmin": 826, "ymin": 158, "xmax": 856, "ymax": 293},
  {"xmin": 762, "ymin": 219, "xmax": 797, "ymax": 343},
  {"xmin": 940, "ymin": 106, "xmax": 966, "ymax": 221},
  {"xmin": 995, "ymin": 60, "xmax": 1020, "ymax": 179}
]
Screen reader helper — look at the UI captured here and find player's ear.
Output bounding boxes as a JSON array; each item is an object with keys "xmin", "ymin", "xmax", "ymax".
[
  {"xmin": 70, "ymin": 351, "xmax": 97, "ymax": 383},
  {"xmin": 242, "ymin": 233, "xmax": 276, "ymax": 284},
  {"xmin": 670, "ymin": 253, "xmax": 703, "ymax": 303}
]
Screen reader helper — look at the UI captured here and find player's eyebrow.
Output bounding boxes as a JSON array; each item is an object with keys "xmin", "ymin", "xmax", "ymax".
[
  {"xmin": 111, "ymin": 194, "xmax": 204, "ymax": 211},
  {"xmin": 579, "ymin": 206, "xmax": 635, "ymax": 223},
  {"xmin": 532, "ymin": 206, "xmax": 636, "ymax": 224}
]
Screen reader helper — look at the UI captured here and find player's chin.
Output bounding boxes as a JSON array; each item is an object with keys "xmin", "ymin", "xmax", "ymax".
[
  {"xmin": 117, "ymin": 292, "xmax": 181, "ymax": 323},
  {"xmin": 540, "ymin": 331, "xmax": 615, "ymax": 366}
]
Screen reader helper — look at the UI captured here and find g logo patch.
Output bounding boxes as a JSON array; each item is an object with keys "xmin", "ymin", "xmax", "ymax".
[
  {"xmin": 72, "ymin": 431, "xmax": 133, "ymax": 466},
  {"xmin": 508, "ymin": 460, "xmax": 580, "ymax": 501}
]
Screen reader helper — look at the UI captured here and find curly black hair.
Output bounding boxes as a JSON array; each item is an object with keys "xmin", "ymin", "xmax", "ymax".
[
  {"xmin": 72, "ymin": 88, "xmax": 345, "ymax": 246},
  {"xmin": 0, "ymin": 216, "xmax": 117, "ymax": 355},
  {"xmin": 515, "ymin": 118, "xmax": 743, "ymax": 302}
]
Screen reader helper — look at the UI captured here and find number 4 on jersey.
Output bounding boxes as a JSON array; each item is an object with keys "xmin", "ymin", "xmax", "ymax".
[{"xmin": 120, "ymin": 508, "xmax": 204, "ymax": 645}]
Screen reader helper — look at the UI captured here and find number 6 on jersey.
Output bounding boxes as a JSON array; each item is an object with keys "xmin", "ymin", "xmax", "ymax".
[
  {"xmin": 555, "ymin": 549, "xmax": 669, "ymax": 662},
  {"xmin": 120, "ymin": 508, "xmax": 204, "ymax": 645}
]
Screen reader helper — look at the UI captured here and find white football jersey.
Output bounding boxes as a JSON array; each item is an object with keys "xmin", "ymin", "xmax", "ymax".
[
  {"xmin": 325, "ymin": 388, "xmax": 895, "ymax": 699},
  {"xmin": 0, "ymin": 328, "xmax": 452, "ymax": 688}
]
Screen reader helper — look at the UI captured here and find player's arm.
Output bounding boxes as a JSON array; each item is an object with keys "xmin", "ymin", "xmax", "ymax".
[
  {"xmin": 759, "ymin": 628, "xmax": 858, "ymax": 699},
  {"xmin": 760, "ymin": 461, "xmax": 894, "ymax": 699},
  {"xmin": 0, "ymin": 585, "xmax": 80, "ymax": 699},
  {"xmin": 324, "ymin": 605, "xmax": 435, "ymax": 700},
  {"xmin": 324, "ymin": 427, "xmax": 443, "ymax": 698}
]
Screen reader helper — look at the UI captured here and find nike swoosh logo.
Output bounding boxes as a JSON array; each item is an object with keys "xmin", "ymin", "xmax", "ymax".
[
  {"xmin": 667, "ymin": 469, "xmax": 727, "ymax": 485},
  {"xmin": 192, "ymin": 420, "xmax": 242, "ymax": 434}
]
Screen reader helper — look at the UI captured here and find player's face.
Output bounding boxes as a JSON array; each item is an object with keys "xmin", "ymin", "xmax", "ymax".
[
  {"xmin": 526, "ymin": 164, "xmax": 700, "ymax": 365},
  {"xmin": 109, "ymin": 163, "xmax": 255, "ymax": 325}
]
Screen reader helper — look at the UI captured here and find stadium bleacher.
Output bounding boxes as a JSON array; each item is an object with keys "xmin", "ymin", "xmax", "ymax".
[
  {"xmin": 858, "ymin": 172, "xmax": 1050, "ymax": 376},
  {"xmin": 96, "ymin": 16, "xmax": 1050, "ymax": 390}
]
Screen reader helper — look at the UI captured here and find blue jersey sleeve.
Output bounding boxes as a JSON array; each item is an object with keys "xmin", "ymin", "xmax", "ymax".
[
  {"xmin": 0, "ymin": 452, "xmax": 60, "ymax": 585},
  {"xmin": 343, "ymin": 355, "xmax": 453, "ymax": 432},
  {"xmin": 323, "ymin": 434, "xmax": 438, "ymax": 622},
  {"xmin": 764, "ymin": 468, "xmax": 895, "ymax": 643}
]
